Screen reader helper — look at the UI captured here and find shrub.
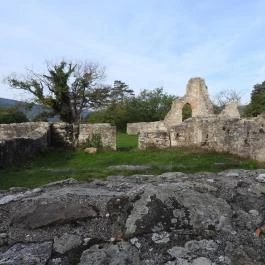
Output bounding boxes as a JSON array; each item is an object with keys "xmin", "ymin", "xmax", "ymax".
[
  {"xmin": 0, "ymin": 107, "xmax": 28, "ymax": 123},
  {"xmin": 81, "ymin": 133, "xmax": 103, "ymax": 149}
]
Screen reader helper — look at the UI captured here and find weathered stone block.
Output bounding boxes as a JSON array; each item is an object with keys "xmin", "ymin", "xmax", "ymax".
[
  {"xmin": 127, "ymin": 121, "xmax": 166, "ymax": 135},
  {"xmin": 139, "ymin": 130, "xmax": 170, "ymax": 150}
]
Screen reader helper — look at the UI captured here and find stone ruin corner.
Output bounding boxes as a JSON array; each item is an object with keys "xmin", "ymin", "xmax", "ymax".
[{"xmin": 127, "ymin": 77, "xmax": 265, "ymax": 162}]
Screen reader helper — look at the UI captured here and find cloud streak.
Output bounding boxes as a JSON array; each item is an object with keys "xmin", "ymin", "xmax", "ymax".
[{"xmin": 0, "ymin": 0, "xmax": 265, "ymax": 103}]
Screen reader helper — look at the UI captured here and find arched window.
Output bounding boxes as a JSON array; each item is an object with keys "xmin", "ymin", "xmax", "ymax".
[{"xmin": 182, "ymin": 103, "xmax": 192, "ymax": 121}]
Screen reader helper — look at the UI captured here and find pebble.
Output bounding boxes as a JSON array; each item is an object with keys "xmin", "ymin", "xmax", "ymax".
[{"xmin": 256, "ymin": 174, "xmax": 265, "ymax": 183}]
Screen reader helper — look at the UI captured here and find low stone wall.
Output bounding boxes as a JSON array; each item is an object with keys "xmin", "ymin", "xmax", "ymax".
[
  {"xmin": 127, "ymin": 121, "xmax": 166, "ymax": 135},
  {"xmin": 50, "ymin": 123, "xmax": 76, "ymax": 147},
  {"xmin": 139, "ymin": 130, "xmax": 170, "ymax": 149},
  {"xmin": 0, "ymin": 122, "xmax": 50, "ymax": 168},
  {"xmin": 51, "ymin": 123, "xmax": 116, "ymax": 150},
  {"xmin": 0, "ymin": 122, "xmax": 116, "ymax": 168},
  {"xmin": 139, "ymin": 116, "xmax": 265, "ymax": 162}
]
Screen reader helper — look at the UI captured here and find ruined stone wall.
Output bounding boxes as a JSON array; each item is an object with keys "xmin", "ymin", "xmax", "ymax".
[
  {"xmin": 139, "ymin": 116, "xmax": 265, "ymax": 162},
  {"xmin": 0, "ymin": 122, "xmax": 116, "ymax": 168},
  {"xmin": 164, "ymin": 77, "xmax": 214, "ymax": 126},
  {"xmin": 79, "ymin": 123, "xmax": 116, "ymax": 150},
  {"xmin": 129, "ymin": 77, "xmax": 216, "ymax": 134},
  {"xmin": 49, "ymin": 123, "xmax": 116, "ymax": 150},
  {"xmin": 0, "ymin": 122, "xmax": 50, "ymax": 168},
  {"xmin": 50, "ymin": 123, "xmax": 76, "ymax": 147},
  {"xmin": 138, "ymin": 130, "xmax": 170, "ymax": 149},
  {"xmin": 127, "ymin": 121, "xmax": 166, "ymax": 135}
]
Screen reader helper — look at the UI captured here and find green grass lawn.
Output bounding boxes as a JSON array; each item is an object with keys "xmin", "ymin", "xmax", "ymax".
[{"xmin": 0, "ymin": 133, "xmax": 263, "ymax": 189}]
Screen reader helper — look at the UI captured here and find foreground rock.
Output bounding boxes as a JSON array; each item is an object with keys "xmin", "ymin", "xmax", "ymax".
[{"xmin": 1, "ymin": 169, "xmax": 265, "ymax": 264}]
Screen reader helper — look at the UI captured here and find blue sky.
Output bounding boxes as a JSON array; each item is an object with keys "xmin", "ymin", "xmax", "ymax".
[{"xmin": 1, "ymin": 0, "xmax": 265, "ymax": 103}]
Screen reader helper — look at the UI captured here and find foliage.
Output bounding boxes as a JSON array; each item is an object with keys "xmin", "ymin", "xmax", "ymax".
[
  {"xmin": 81, "ymin": 133, "xmax": 103, "ymax": 149},
  {"xmin": 6, "ymin": 60, "xmax": 106, "ymax": 123},
  {"xmin": 0, "ymin": 107, "xmax": 28, "ymax": 124},
  {"xmin": 88, "ymin": 87, "xmax": 176, "ymax": 131},
  {"xmin": 110, "ymin": 80, "xmax": 134, "ymax": 104},
  {"xmin": 1, "ymin": 133, "xmax": 264, "ymax": 189},
  {"xmin": 244, "ymin": 81, "xmax": 265, "ymax": 117},
  {"xmin": 182, "ymin": 103, "xmax": 192, "ymax": 121}
]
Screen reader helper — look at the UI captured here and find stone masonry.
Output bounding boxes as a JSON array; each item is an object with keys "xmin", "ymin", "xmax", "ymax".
[
  {"xmin": 0, "ymin": 122, "xmax": 50, "ymax": 168},
  {"xmin": 134, "ymin": 77, "xmax": 265, "ymax": 162},
  {"xmin": 164, "ymin": 77, "xmax": 214, "ymax": 126},
  {"xmin": 127, "ymin": 121, "xmax": 166, "ymax": 135},
  {"xmin": 127, "ymin": 77, "xmax": 215, "ymax": 134},
  {"xmin": 0, "ymin": 122, "xmax": 116, "ymax": 168}
]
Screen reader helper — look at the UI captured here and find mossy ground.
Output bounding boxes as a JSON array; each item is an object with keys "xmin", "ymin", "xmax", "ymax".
[{"xmin": 0, "ymin": 133, "xmax": 263, "ymax": 189}]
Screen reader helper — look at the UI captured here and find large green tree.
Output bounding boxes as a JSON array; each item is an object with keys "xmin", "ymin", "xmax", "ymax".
[
  {"xmin": 6, "ymin": 61, "xmax": 107, "ymax": 123},
  {"xmin": 88, "ymin": 87, "xmax": 175, "ymax": 131},
  {"xmin": 245, "ymin": 81, "xmax": 265, "ymax": 117}
]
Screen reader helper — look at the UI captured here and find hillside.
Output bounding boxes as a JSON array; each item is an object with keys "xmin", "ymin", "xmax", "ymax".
[
  {"xmin": 0, "ymin": 97, "xmax": 48, "ymax": 120},
  {"xmin": 0, "ymin": 97, "xmax": 90, "ymax": 120}
]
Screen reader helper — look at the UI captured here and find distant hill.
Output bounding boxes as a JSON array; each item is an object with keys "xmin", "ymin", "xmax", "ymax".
[
  {"xmin": 0, "ymin": 97, "xmax": 49, "ymax": 120},
  {"xmin": 0, "ymin": 98, "xmax": 90, "ymax": 121},
  {"xmin": 0, "ymin": 97, "xmax": 21, "ymax": 108}
]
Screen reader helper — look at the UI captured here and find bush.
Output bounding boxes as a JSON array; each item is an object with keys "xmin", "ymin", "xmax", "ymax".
[
  {"xmin": 81, "ymin": 133, "xmax": 103, "ymax": 149},
  {"xmin": 0, "ymin": 107, "xmax": 28, "ymax": 123}
]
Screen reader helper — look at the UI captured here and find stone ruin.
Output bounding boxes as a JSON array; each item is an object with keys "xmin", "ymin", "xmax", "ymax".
[
  {"xmin": 127, "ymin": 77, "xmax": 265, "ymax": 162},
  {"xmin": 164, "ymin": 77, "xmax": 215, "ymax": 126},
  {"xmin": 0, "ymin": 122, "xmax": 116, "ymax": 168}
]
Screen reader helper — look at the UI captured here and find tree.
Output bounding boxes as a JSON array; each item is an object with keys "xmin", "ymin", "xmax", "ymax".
[
  {"xmin": 182, "ymin": 103, "xmax": 192, "ymax": 121},
  {"xmin": 88, "ymin": 87, "xmax": 175, "ymax": 131},
  {"xmin": 245, "ymin": 81, "xmax": 265, "ymax": 117},
  {"xmin": 131, "ymin": 88, "xmax": 176, "ymax": 121},
  {"xmin": 0, "ymin": 107, "xmax": 28, "ymax": 124},
  {"xmin": 213, "ymin": 89, "xmax": 241, "ymax": 113},
  {"xmin": 6, "ymin": 61, "xmax": 106, "ymax": 123},
  {"xmin": 109, "ymin": 80, "xmax": 134, "ymax": 104},
  {"xmin": 87, "ymin": 80, "xmax": 135, "ymax": 131}
]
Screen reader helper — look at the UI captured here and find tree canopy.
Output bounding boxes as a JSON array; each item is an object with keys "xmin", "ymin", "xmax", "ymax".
[
  {"xmin": 7, "ymin": 61, "xmax": 106, "ymax": 123},
  {"xmin": 88, "ymin": 87, "xmax": 175, "ymax": 131},
  {"xmin": 244, "ymin": 81, "xmax": 265, "ymax": 117}
]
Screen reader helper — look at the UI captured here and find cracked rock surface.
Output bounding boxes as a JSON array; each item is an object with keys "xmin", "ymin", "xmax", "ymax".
[{"xmin": 1, "ymin": 170, "xmax": 265, "ymax": 264}]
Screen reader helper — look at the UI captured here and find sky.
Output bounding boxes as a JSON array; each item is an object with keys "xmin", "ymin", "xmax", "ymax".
[{"xmin": 1, "ymin": 0, "xmax": 265, "ymax": 103}]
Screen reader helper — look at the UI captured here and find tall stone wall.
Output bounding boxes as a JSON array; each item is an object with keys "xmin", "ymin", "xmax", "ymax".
[
  {"xmin": 0, "ymin": 122, "xmax": 50, "ymax": 168},
  {"xmin": 139, "ymin": 116, "xmax": 265, "ymax": 162},
  {"xmin": 164, "ymin": 77, "xmax": 214, "ymax": 126},
  {"xmin": 127, "ymin": 121, "xmax": 166, "ymax": 135}
]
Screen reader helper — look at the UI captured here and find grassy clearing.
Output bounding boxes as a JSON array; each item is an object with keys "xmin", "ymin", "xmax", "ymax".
[{"xmin": 0, "ymin": 133, "xmax": 264, "ymax": 189}]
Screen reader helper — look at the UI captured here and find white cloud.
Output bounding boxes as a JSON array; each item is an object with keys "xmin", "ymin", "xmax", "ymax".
[{"xmin": 1, "ymin": 0, "xmax": 265, "ymax": 104}]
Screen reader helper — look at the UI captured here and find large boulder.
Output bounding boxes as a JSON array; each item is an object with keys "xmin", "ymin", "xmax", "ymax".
[{"xmin": 1, "ymin": 169, "xmax": 265, "ymax": 264}]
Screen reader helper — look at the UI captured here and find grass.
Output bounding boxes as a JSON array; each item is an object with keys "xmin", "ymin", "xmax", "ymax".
[{"xmin": 0, "ymin": 132, "xmax": 264, "ymax": 189}]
